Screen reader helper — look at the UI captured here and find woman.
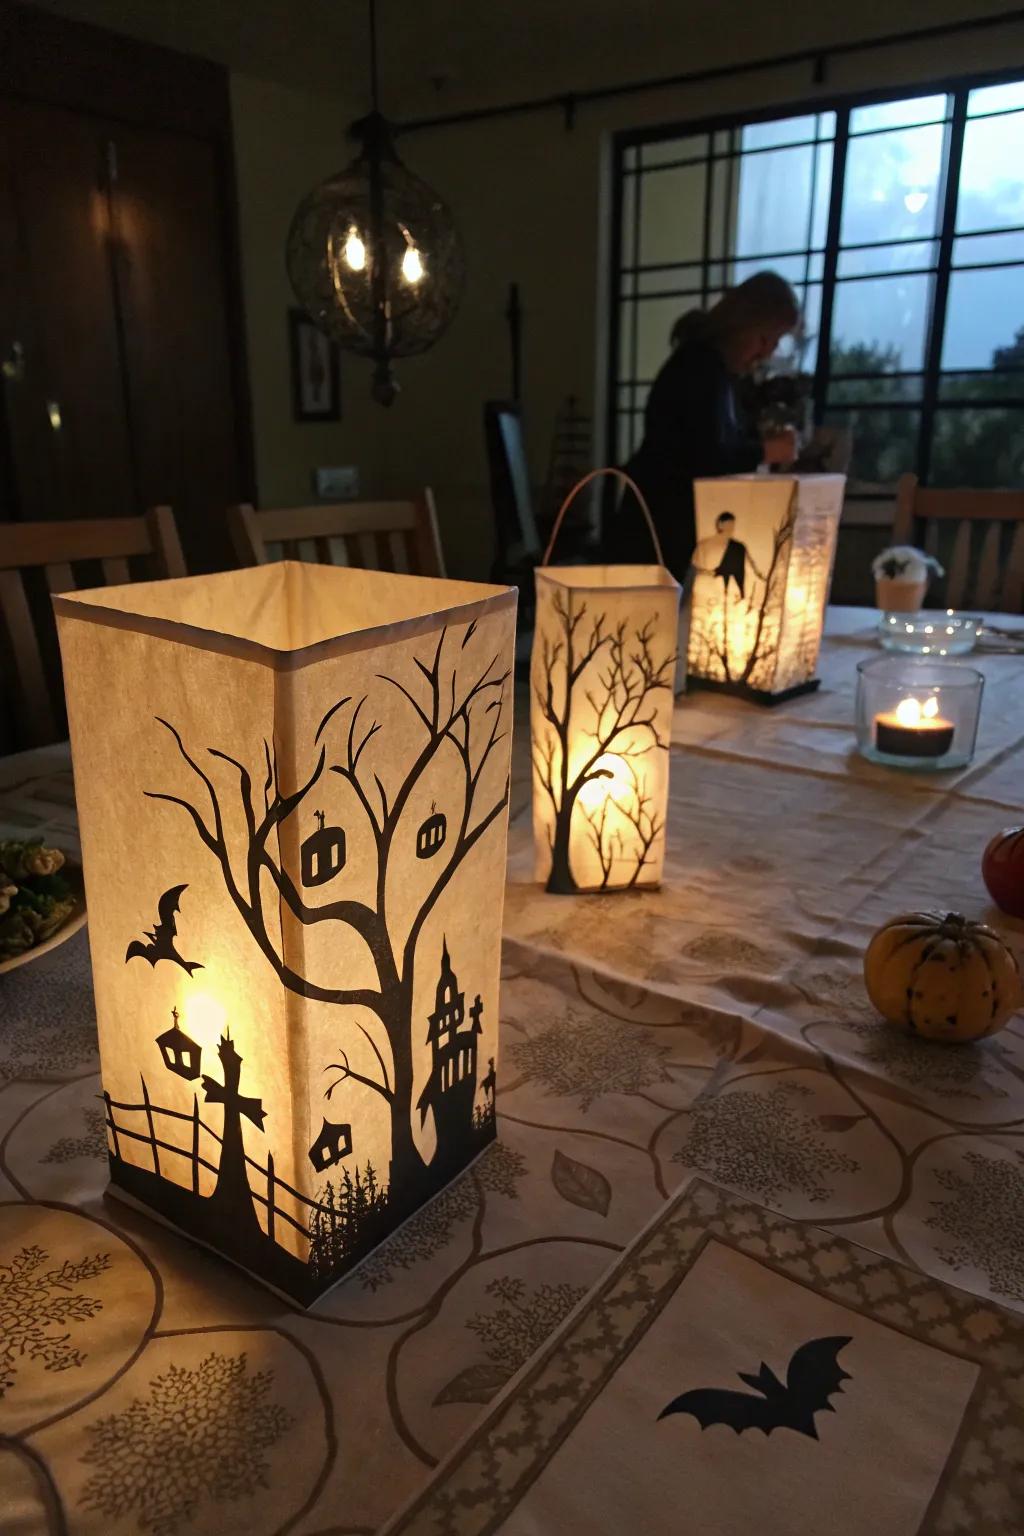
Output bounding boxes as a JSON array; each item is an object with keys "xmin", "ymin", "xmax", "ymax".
[{"xmin": 606, "ymin": 271, "xmax": 801, "ymax": 581}]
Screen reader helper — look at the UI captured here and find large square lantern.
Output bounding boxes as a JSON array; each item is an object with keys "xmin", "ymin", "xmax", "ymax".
[
  {"xmin": 531, "ymin": 471, "xmax": 681, "ymax": 895},
  {"xmin": 55, "ymin": 562, "xmax": 515, "ymax": 1304},
  {"xmin": 687, "ymin": 474, "xmax": 845, "ymax": 703}
]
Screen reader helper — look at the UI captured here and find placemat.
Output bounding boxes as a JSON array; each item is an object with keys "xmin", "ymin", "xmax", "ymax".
[{"xmin": 384, "ymin": 1178, "xmax": 1024, "ymax": 1536}]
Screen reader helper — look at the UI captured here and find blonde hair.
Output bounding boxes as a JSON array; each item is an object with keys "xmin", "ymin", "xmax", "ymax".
[{"xmin": 671, "ymin": 270, "xmax": 800, "ymax": 348}]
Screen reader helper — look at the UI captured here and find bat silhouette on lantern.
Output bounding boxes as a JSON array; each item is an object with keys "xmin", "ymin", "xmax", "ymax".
[
  {"xmin": 658, "ymin": 1335, "xmax": 852, "ymax": 1439},
  {"xmin": 125, "ymin": 884, "xmax": 204, "ymax": 977}
]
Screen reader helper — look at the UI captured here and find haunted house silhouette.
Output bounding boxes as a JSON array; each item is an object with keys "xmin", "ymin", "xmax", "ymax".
[{"xmin": 416, "ymin": 939, "xmax": 484, "ymax": 1173}]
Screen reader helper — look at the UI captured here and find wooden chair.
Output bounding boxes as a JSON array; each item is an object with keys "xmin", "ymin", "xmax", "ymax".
[
  {"xmin": 0, "ymin": 506, "xmax": 186, "ymax": 749},
  {"xmin": 228, "ymin": 493, "xmax": 445, "ymax": 577},
  {"xmin": 893, "ymin": 473, "xmax": 1024, "ymax": 613}
]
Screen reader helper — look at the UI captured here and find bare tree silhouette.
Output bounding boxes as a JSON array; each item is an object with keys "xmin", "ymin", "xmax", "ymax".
[
  {"xmin": 532, "ymin": 590, "xmax": 674, "ymax": 894},
  {"xmin": 145, "ymin": 625, "xmax": 510, "ymax": 1211}
]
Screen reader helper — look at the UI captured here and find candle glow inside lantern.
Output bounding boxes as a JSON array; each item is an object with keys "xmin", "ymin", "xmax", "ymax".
[
  {"xmin": 55, "ymin": 561, "xmax": 515, "ymax": 1303},
  {"xmin": 855, "ymin": 656, "xmax": 983, "ymax": 770},
  {"xmin": 687, "ymin": 473, "xmax": 845, "ymax": 703},
  {"xmin": 531, "ymin": 471, "xmax": 680, "ymax": 894}
]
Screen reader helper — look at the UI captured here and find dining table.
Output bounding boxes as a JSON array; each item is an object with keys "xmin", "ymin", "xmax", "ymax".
[{"xmin": 2, "ymin": 605, "xmax": 1024, "ymax": 1536}]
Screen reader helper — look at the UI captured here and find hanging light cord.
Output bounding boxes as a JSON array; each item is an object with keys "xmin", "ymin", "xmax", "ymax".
[{"xmin": 368, "ymin": 0, "xmax": 380, "ymax": 113}]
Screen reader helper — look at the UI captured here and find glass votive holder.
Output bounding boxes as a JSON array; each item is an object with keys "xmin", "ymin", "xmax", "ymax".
[
  {"xmin": 878, "ymin": 609, "xmax": 982, "ymax": 656},
  {"xmin": 856, "ymin": 657, "xmax": 984, "ymax": 770}
]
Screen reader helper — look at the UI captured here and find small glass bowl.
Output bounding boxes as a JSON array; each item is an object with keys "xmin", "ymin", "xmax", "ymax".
[
  {"xmin": 856, "ymin": 656, "xmax": 984, "ymax": 771},
  {"xmin": 878, "ymin": 609, "xmax": 982, "ymax": 656}
]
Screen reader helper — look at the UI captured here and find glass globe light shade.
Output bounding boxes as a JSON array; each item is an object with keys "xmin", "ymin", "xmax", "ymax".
[{"xmin": 286, "ymin": 114, "xmax": 465, "ymax": 405}]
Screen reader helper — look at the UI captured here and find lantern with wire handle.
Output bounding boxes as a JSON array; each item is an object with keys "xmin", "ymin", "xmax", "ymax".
[
  {"xmin": 530, "ymin": 469, "xmax": 681, "ymax": 896},
  {"xmin": 301, "ymin": 809, "xmax": 346, "ymax": 887},
  {"xmin": 416, "ymin": 803, "xmax": 447, "ymax": 859}
]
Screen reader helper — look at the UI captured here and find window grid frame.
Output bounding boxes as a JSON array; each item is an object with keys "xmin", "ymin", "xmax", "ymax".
[{"xmin": 607, "ymin": 67, "xmax": 1024, "ymax": 493}]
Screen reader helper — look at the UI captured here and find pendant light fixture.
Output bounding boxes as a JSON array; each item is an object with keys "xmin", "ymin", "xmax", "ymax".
[{"xmin": 286, "ymin": 0, "xmax": 465, "ymax": 405}]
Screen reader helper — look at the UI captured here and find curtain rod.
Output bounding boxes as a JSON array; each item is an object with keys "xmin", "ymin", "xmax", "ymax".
[{"xmin": 398, "ymin": 6, "xmax": 1024, "ymax": 134}]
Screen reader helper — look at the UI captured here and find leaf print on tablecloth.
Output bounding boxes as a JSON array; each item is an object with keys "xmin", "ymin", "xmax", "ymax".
[
  {"xmin": 433, "ymin": 1360, "xmax": 511, "ymax": 1407},
  {"xmin": 435, "ymin": 1275, "xmax": 589, "ymax": 1406},
  {"xmin": 839, "ymin": 1019, "xmax": 1010, "ymax": 1101},
  {"xmin": 926, "ymin": 1151, "xmax": 1024, "ymax": 1302},
  {"xmin": 551, "ymin": 1149, "xmax": 611, "ymax": 1216},
  {"xmin": 357, "ymin": 1140, "xmax": 527, "ymax": 1290},
  {"xmin": 0, "ymin": 1245, "xmax": 111, "ymax": 1397},
  {"xmin": 672, "ymin": 1083, "xmax": 859, "ymax": 1204},
  {"xmin": 508, "ymin": 1007, "xmax": 673, "ymax": 1111},
  {"xmin": 41, "ymin": 1106, "xmax": 107, "ymax": 1164},
  {"xmin": 682, "ymin": 932, "xmax": 776, "ymax": 972},
  {"xmin": 79, "ymin": 1351, "xmax": 293, "ymax": 1536}
]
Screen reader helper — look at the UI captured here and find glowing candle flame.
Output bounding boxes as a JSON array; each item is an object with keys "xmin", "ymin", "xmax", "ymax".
[
  {"xmin": 576, "ymin": 754, "xmax": 635, "ymax": 811},
  {"xmin": 894, "ymin": 695, "xmax": 939, "ymax": 727},
  {"xmin": 185, "ymin": 990, "xmax": 228, "ymax": 1045}
]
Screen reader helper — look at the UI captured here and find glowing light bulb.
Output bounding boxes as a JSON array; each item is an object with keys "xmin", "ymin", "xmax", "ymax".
[
  {"xmin": 344, "ymin": 229, "xmax": 366, "ymax": 271},
  {"xmin": 402, "ymin": 245, "xmax": 424, "ymax": 284},
  {"xmin": 904, "ymin": 189, "xmax": 929, "ymax": 215},
  {"xmin": 924, "ymin": 624, "xmax": 934, "ymax": 634}
]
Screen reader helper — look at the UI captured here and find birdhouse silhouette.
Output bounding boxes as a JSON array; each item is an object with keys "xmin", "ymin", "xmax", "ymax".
[
  {"xmin": 416, "ymin": 803, "xmax": 447, "ymax": 859},
  {"xmin": 301, "ymin": 810, "xmax": 346, "ymax": 887},
  {"xmin": 308, "ymin": 1118, "xmax": 353, "ymax": 1172},
  {"xmin": 156, "ymin": 1007, "xmax": 202, "ymax": 1080}
]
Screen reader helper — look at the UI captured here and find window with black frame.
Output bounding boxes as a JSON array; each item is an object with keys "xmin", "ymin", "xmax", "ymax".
[{"xmin": 610, "ymin": 76, "xmax": 1024, "ymax": 496}]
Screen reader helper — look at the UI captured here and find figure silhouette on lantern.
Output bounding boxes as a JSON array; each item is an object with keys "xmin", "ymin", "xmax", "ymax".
[{"xmin": 691, "ymin": 511, "xmax": 765, "ymax": 604}]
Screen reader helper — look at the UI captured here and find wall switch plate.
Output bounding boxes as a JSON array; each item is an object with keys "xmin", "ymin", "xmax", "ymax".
[{"xmin": 315, "ymin": 465, "xmax": 359, "ymax": 500}]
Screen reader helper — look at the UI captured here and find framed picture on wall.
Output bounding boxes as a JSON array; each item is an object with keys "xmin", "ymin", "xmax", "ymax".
[{"xmin": 288, "ymin": 308, "xmax": 340, "ymax": 422}]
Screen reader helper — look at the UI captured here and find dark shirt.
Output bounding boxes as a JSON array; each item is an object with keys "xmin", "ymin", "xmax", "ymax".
[
  {"xmin": 715, "ymin": 538, "xmax": 748, "ymax": 597},
  {"xmin": 605, "ymin": 322, "xmax": 761, "ymax": 580}
]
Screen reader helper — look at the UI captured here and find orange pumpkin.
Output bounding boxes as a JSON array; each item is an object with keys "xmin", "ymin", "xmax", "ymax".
[{"xmin": 864, "ymin": 911, "xmax": 1021, "ymax": 1042}]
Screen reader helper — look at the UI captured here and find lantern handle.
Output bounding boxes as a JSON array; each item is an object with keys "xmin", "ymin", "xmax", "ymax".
[{"xmin": 540, "ymin": 466, "xmax": 665, "ymax": 569}]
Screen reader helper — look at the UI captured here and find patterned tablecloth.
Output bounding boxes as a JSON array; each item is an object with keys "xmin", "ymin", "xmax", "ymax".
[{"xmin": 2, "ymin": 609, "xmax": 1024, "ymax": 1536}]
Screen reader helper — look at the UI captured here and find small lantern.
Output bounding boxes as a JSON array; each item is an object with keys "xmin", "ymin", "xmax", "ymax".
[
  {"xmin": 301, "ymin": 809, "xmax": 346, "ymax": 887},
  {"xmin": 687, "ymin": 474, "xmax": 845, "ymax": 704},
  {"xmin": 156, "ymin": 1007, "xmax": 201, "ymax": 1080},
  {"xmin": 308, "ymin": 1118, "xmax": 353, "ymax": 1172},
  {"xmin": 531, "ymin": 470, "xmax": 680, "ymax": 895},
  {"xmin": 56, "ymin": 560, "xmax": 515, "ymax": 1304},
  {"xmin": 416, "ymin": 803, "xmax": 447, "ymax": 859}
]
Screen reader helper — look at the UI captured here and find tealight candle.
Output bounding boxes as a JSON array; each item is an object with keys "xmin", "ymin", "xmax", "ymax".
[{"xmin": 874, "ymin": 695, "xmax": 955, "ymax": 759}]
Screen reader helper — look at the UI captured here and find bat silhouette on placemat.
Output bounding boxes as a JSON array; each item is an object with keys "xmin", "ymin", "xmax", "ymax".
[
  {"xmin": 659, "ymin": 1335, "xmax": 852, "ymax": 1439},
  {"xmin": 125, "ymin": 884, "xmax": 203, "ymax": 977}
]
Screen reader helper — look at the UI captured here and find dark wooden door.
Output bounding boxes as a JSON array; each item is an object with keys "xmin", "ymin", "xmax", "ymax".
[
  {"xmin": 106, "ymin": 121, "xmax": 242, "ymax": 570},
  {"xmin": 0, "ymin": 96, "xmax": 137, "ymax": 525},
  {"xmin": 0, "ymin": 97, "xmax": 244, "ymax": 569}
]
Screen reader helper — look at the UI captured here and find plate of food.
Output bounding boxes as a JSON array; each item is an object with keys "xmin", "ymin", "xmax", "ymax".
[{"xmin": 0, "ymin": 838, "xmax": 86, "ymax": 975}]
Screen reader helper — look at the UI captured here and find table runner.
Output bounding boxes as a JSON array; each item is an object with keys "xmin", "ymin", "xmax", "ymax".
[
  {"xmin": 382, "ymin": 1180, "xmax": 1024, "ymax": 1536},
  {"xmin": 2, "ymin": 611, "xmax": 1023, "ymax": 1535}
]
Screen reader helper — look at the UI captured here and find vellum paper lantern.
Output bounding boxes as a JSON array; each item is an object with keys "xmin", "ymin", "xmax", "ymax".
[
  {"xmin": 531, "ymin": 470, "xmax": 680, "ymax": 895},
  {"xmin": 55, "ymin": 562, "xmax": 515, "ymax": 1304},
  {"xmin": 687, "ymin": 473, "xmax": 845, "ymax": 703}
]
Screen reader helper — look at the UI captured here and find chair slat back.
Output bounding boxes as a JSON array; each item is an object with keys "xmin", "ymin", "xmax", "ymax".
[
  {"xmin": 893, "ymin": 474, "xmax": 1024, "ymax": 613},
  {"xmin": 228, "ymin": 493, "xmax": 445, "ymax": 578},
  {"xmin": 0, "ymin": 506, "xmax": 186, "ymax": 749}
]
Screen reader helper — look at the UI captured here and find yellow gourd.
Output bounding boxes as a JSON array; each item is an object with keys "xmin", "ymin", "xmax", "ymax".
[{"xmin": 864, "ymin": 911, "xmax": 1021, "ymax": 1042}]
